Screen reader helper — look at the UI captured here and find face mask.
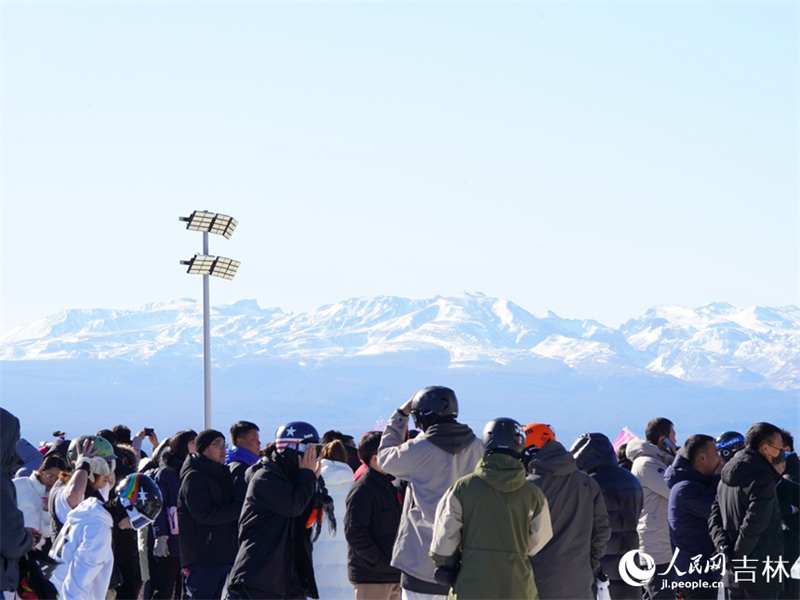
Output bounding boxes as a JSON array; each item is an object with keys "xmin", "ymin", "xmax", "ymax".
[
  {"xmin": 771, "ymin": 452, "xmax": 786, "ymax": 466},
  {"xmin": 764, "ymin": 443, "xmax": 786, "ymax": 466}
]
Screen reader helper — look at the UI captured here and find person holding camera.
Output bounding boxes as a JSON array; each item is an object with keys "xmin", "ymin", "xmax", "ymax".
[
  {"xmin": 377, "ymin": 386, "xmax": 483, "ymax": 600},
  {"xmin": 226, "ymin": 422, "xmax": 323, "ymax": 600}
]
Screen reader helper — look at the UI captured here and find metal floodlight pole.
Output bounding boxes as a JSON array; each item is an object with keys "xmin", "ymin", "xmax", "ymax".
[
  {"xmin": 179, "ymin": 210, "xmax": 239, "ymax": 432},
  {"xmin": 202, "ymin": 231, "xmax": 212, "ymax": 430}
]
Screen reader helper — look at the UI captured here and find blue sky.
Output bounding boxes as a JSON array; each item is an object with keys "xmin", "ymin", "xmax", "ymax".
[{"xmin": 2, "ymin": 1, "xmax": 798, "ymax": 334}]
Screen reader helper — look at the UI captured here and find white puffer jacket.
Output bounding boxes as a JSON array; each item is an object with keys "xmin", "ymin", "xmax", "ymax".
[
  {"xmin": 49, "ymin": 497, "xmax": 114, "ymax": 600},
  {"xmin": 315, "ymin": 459, "xmax": 355, "ymax": 599},
  {"xmin": 13, "ymin": 473, "xmax": 50, "ymax": 547},
  {"xmin": 627, "ymin": 439, "xmax": 675, "ymax": 564}
]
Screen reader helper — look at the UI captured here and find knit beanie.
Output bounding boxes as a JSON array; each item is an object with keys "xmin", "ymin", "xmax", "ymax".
[{"xmin": 195, "ymin": 429, "xmax": 225, "ymax": 455}]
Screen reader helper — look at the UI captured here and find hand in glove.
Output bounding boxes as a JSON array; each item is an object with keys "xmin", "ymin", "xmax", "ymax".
[
  {"xmin": 153, "ymin": 535, "xmax": 169, "ymax": 558},
  {"xmin": 433, "ymin": 551, "xmax": 461, "ymax": 588}
]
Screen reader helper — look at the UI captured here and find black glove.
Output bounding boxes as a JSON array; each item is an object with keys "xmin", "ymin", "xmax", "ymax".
[{"xmin": 433, "ymin": 551, "xmax": 461, "ymax": 588}]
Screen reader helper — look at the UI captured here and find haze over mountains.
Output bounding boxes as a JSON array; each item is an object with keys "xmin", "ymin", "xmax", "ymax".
[{"xmin": 2, "ymin": 293, "xmax": 797, "ymax": 447}]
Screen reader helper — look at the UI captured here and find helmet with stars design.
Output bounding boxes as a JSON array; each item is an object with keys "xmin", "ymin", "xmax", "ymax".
[
  {"xmin": 274, "ymin": 421, "xmax": 320, "ymax": 454},
  {"xmin": 115, "ymin": 473, "xmax": 163, "ymax": 530}
]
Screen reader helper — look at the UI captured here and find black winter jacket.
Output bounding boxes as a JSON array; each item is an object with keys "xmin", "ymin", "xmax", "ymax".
[
  {"xmin": 177, "ymin": 454, "xmax": 240, "ymax": 567},
  {"xmin": 344, "ymin": 468, "xmax": 402, "ymax": 584},
  {"xmin": 111, "ymin": 454, "xmax": 139, "ymax": 562},
  {"xmin": 572, "ymin": 433, "xmax": 643, "ymax": 589},
  {"xmin": 227, "ymin": 451, "xmax": 319, "ymax": 599},
  {"xmin": 1, "ymin": 408, "xmax": 33, "ymax": 592},
  {"xmin": 709, "ymin": 449, "xmax": 784, "ymax": 592}
]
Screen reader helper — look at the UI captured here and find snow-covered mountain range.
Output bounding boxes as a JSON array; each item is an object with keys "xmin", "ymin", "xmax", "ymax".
[
  {"xmin": 2, "ymin": 293, "xmax": 797, "ymax": 451},
  {"xmin": 3, "ymin": 293, "xmax": 798, "ymax": 391}
]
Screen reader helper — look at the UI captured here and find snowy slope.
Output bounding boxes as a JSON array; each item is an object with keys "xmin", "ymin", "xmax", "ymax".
[{"xmin": 2, "ymin": 293, "xmax": 798, "ymax": 391}]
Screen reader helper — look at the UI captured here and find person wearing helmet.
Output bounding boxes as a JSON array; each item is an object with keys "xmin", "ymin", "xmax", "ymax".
[
  {"xmin": 716, "ymin": 431, "xmax": 745, "ymax": 464},
  {"xmin": 376, "ymin": 386, "xmax": 483, "ymax": 599},
  {"xmin": 527, "ymin": 422, "xmax": 611, "ymax": 600},
  {"xmin": 177, "ymin": 429, "xmax": 240, "ymax": 600},
  {"xmin": 49, "ymin": 435, "xmax": 117, "ymax": 540},
  {"xmin": 227, "ymin": 421, "xmax": 323, "ymax": 599},
  {"xmin": 524, "ymin": 423, "xmax": 557, "ymax": 454},
  {"xmin": 430, "ymin": 418, "xmax": 553, "ymax": 599},
  {"xmin": 49, "ymin": 473, "xmax": 162, "ymax": 600}
]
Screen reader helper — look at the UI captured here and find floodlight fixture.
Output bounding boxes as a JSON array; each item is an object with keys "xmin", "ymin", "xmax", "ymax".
[
  {"xmin": 210, "ymin": 256, "xmax": 240, "ymax": 280},
  {"xmin": 180, "ymin": 255, "xmax": 241, "ymax": 280},
  {"xmin": 179, "ymin": 211, "xmax": 238, "ymax": 239},
  {"xmin": 181, "ymin": 255, "xmax": 215, "ymax": 276}
]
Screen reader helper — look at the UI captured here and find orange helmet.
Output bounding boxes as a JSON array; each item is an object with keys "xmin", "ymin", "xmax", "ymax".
[{"xmin": 524, "ymin": 423, "xmax": 556, "ymax": 450}]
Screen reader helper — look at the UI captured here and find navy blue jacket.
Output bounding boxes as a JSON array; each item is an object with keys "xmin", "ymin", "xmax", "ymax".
[
  {"xmin": 152, "ymin": 450, "xmax": 183, "ymax": 557},
  {"xmin": 664, "ymin": 453, "xmax": 720, "ymax": 584}
]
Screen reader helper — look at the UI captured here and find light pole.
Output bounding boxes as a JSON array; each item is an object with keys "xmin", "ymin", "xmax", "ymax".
[{"xmin": 179, "ymin": 210, "xmax": 240, "ymax": 429}]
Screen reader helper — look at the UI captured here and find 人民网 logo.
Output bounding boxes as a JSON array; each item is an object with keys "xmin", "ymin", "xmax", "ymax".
[{"xmin": 619, "ymin": 550, "xmax": 656, "ymax": 587}]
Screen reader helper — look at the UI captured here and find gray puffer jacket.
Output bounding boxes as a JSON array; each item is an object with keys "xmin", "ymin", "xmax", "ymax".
[
  {"xmin": 527, "ymin": 440, "xmax": 611, "ymax": 600},
  {"xmin": 377, "ymin": 411, "xmax": 483, "ymax": 586},
  {"xmin": 626, "ymin": 438, "xmax": 674, "ymax": 564}
]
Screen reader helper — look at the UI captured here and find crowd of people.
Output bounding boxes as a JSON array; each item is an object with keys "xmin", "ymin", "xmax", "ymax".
[{"xmin": 1, "ymin": 386, "xmax": 798, "ymax": 600}]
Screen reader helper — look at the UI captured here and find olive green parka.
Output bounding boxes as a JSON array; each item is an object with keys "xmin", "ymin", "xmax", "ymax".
[{"xmin": 430, "ymin": 453, "xmax": 553, "ymax": 600}]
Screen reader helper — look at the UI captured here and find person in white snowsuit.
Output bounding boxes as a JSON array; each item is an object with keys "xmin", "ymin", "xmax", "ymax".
[
  {"xmin": 314, "ymin": 440, "xmax": 356, "ymax": 599},
  {"xmin": 49, "ymin": 496, "xmax": 119, "ymax": 599},
  {"xmin": 49, "ymin": 473, "xmax": 162, "ymax": 600}
]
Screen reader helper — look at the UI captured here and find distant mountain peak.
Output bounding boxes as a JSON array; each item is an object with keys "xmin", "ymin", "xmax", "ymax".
[{"xmin": 1, "ymin": 295, "xmax": 797, "ymax": 391}]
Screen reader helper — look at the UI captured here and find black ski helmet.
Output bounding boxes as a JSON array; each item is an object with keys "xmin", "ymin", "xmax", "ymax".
[
  {"xmin": 716, "ymin": 431, "xmax": 745, "ymax": 463},
  {"xmin": 483, "ymin": 418, "xmax": 526, "ymax": 458},
  {"xmin": 410, "ymin": 386, "xmax": 458, "ymax": 431},
  {"xmin": 115, "ymin": 473, "xmax": 163, "ymax": 530},
  {"xmin": 274, "ymin": 421, "xmax": 320, "ymax": 454}
]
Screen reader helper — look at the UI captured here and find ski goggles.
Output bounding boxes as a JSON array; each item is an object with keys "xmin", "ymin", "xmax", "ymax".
[
  {"xmin": 126, "ymin": 506, "xmax": 153, "ymax": 531},
  {"xmin": 275, "ymin": 439, "xmax": 321, "ymax": 454}
]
